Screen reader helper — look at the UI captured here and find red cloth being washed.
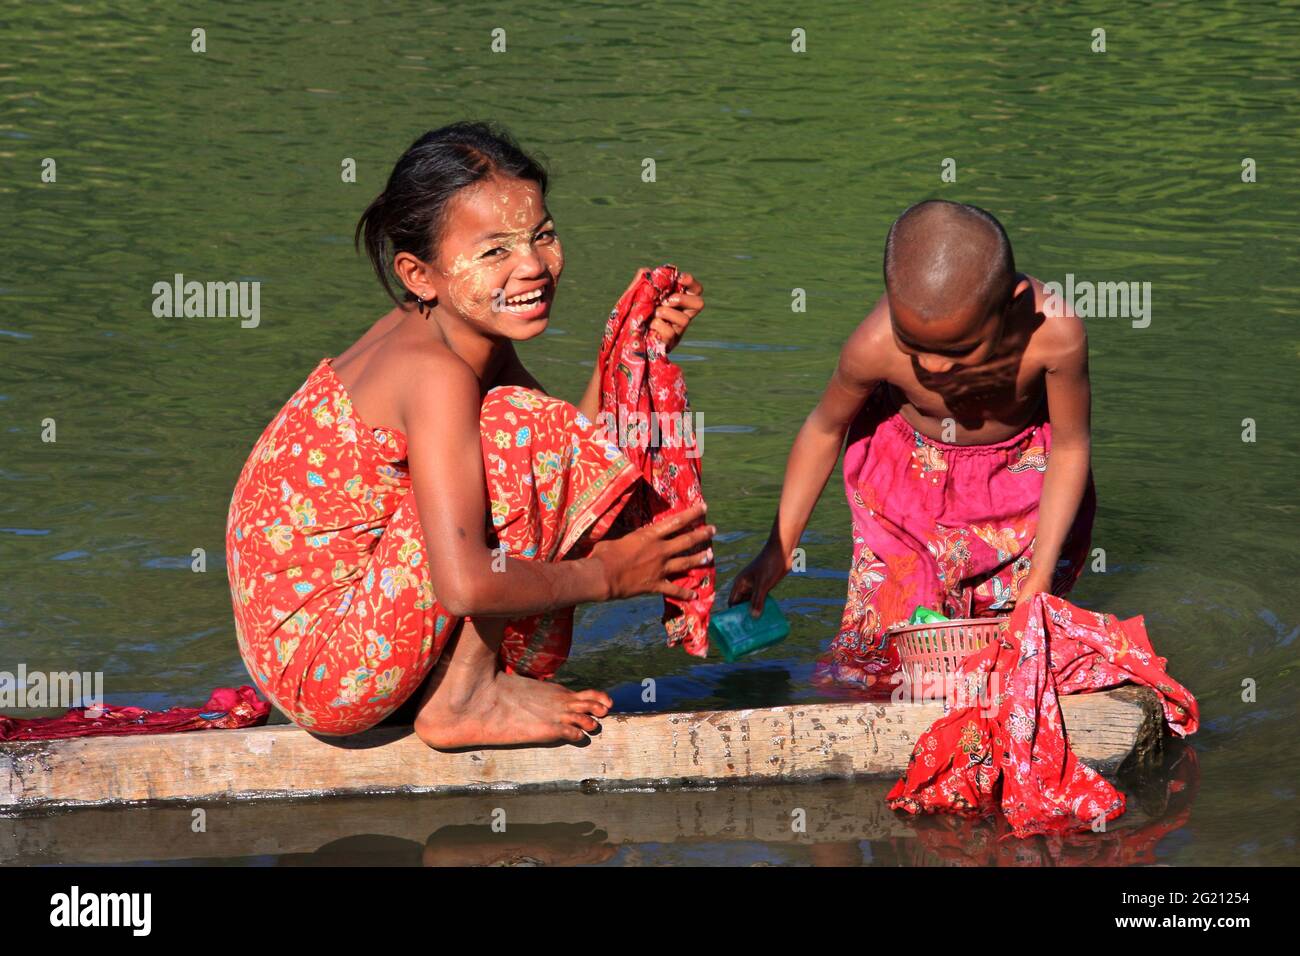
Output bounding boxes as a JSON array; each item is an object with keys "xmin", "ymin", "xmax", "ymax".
[
  {"xmin": 887, "ymin": 593, "xmax": 1199, "ymax": 838},
  {"xmin": 894, "ymin": 745, "xmax": 1200, "ymax": 866},
  {"xmin": 597, "ymin": 265, "xmax": 714, "ymax": 656},
  {"xmin": 0, "ymin": 685, "xmax": 270, "ymax": 741}
]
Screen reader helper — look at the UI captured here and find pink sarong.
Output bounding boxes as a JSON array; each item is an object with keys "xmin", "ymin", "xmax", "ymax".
[{"xmin": 820, "ymin": 386, "xmax": 1096, "ymax": 686}]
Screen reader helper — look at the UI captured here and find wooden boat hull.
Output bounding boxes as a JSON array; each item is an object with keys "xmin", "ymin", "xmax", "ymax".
[{"xmin": 0, "ymin": 687, "xmax": 1162, "ymax": 815}]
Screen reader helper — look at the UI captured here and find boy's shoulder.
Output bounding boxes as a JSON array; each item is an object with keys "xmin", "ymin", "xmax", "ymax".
[
  {"xmin": 837, "ymin": 293, "xmax": 896, "ymax": 382},
  {"xmin": 852, "ymin": 293, "xmax": 895, "ymax": 345},
  {"xmin": 1022, "ymin": 274, "xmax": 1088, "ymax": 371}
]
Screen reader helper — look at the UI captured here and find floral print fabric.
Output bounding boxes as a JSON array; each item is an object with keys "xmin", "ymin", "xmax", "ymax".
[
  {"xmin": 887, "ymin": 593, "xmax": 1199, "ymax": 837},
  {"xmin": 225, "ymin": 358, "xmax": 640, "ymax": 735},
  {"xmin": 819, "ymin": 386, "xmax": 1097, "ymax": 685}
]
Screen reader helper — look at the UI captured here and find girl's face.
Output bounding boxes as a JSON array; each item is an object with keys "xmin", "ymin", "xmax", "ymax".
[{"xmin": 426, "ymin": 174, "xmax": 563, "ymax": 340}]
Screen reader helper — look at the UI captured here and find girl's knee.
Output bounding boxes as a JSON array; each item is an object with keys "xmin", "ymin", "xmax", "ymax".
[
  {"xmin": 275, "ymin": 697, "xmax": 389, "ymax": 737},
  {"xmin": 480, "ymin": 386, "xmax": 596, "ymax": 457},
  {"xmin": 481, "ymin": 384, "xmax": 577, "ymax": 420},
  {"xmin": 297, "ymin": 713, "xmax": 386, "ymax": 737}
]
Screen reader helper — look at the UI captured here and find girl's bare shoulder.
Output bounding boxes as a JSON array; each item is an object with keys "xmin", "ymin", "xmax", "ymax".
[
  {"xmin": 334, "ymin": 312, "xmax": 478, "ymax": 439},
  {"xmin": 385, "ymin": 330, "xmax": 482, "ymax": 435}
]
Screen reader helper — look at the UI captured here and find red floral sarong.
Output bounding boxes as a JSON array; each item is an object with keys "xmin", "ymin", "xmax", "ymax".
[
  {"xmin": 819, "ymin": 386, "xmax": 1096, "ymax": 685},
  {"xmin": 226, "ymin": 359, "xmax": 640, "ymax": 735},
  {"xmin": 887, "ymin": 593, "xmax": 1199, "ymax": 838},
  {"xmin": 597, "ymin": 265, "xmax": 713, "ymax": 656}
]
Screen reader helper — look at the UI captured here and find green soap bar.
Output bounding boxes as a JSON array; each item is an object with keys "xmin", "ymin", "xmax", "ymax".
[
  {"xmin": 907, "ymin": 606, "xmax": 949, "ymax": 625},
  {"xmin": 709, "ymin": 599, "xmax": 791, "ymax": 662}
]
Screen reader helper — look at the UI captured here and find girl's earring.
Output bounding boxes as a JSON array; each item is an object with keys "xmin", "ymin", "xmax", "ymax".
[{"xmin": 417, "ymin": 295, "xmax": 433, "ymax": 317}]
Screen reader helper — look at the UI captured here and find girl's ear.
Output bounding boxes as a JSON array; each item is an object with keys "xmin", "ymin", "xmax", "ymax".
[{"xmin": 393, "ymin": 250, "xmax": 436, "ymax": 303}]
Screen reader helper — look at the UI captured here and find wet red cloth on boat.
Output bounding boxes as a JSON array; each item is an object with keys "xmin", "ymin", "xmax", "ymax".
[
  {"xmin": 0, "ymin": 685, "xmax": 270, "ymax": 741},
  {"xmin": 887, "ymin": 593, "xmax": 1199, "ymax": 838},
  {"xmin": 893, "ymin": 745, "xmax": 1200, "ymax": 866},
  {"xmin": 597, "ymin": 265, "xmax": 713, "ymax": 656}
]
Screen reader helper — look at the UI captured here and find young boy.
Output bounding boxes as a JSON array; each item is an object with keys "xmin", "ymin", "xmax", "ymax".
[{"xmin": 729, "ymin": 199, "xmax": 1096, "ymax": 686}]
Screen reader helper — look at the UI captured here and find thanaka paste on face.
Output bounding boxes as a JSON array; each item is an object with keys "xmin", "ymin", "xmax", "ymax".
[{"xmin": 434, "ymin": 178, "xmax": 562, "ymax": 326}]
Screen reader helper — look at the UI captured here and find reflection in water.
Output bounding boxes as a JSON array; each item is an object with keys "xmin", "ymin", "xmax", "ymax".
[
  {"xmin": 854, "ymin": 744, "xmax": 1200, "ymax": 868},
  {"xmin": 421, "ymin": 823, "xmax": 619, "ymax": 868},
  {"xmin": 276, "ymin": 824, "xmax": 619, "ymax": 868},
  {"xmin": 263, "ymin": 747, "xmax": 1201, "ymax": 867},
  {"xmin": 0, "ymin": 750, "xmax": 1198, "ymax": 868}
]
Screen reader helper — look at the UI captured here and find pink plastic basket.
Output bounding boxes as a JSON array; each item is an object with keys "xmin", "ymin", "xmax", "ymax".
[{"xmin": 889, "ymin": 616, "xmax": 1007, "ymax": 692}]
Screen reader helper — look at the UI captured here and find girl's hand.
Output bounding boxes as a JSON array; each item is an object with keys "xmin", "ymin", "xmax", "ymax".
[
  {"xmin": 588, "ymin": 502, "xmax": 714, "ymax": 601},
  {"xmin": 650, "ymin": 271, "xmax": 704, "ymax": 352}
]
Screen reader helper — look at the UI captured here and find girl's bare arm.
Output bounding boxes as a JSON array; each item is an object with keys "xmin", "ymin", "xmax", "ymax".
[{"xmin": 401, "ymin": 348, "xmax": 711, "ymax": 617}]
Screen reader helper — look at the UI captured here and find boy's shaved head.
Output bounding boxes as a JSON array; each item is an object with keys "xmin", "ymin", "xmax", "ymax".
[{"xmin": 884, "ymin": 200, "xmax": 1015, "ymax": 322}]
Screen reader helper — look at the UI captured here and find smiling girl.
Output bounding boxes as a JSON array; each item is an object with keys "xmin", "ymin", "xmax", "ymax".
[{"xmin": 225, "ymin": 122, "xmax": 712, "ymax": 748}]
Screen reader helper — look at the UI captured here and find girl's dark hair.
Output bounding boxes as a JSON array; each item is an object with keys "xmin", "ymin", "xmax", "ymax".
[{"xmin": 355, "ymin": 121, "xmax": 549, "ymax": 305}]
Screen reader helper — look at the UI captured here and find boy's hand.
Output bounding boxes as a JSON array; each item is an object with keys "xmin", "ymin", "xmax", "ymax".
[
  {"xmin": 650, "ymin": 271, "xmax": 703, "ymax": 352},
  {"xmin": 1017, "ymin": 571, "xmax": 1052, "ymax": 605},
  {"xmin": 727, "ymin": 540, "xmax": 791, "ymax": 617}
]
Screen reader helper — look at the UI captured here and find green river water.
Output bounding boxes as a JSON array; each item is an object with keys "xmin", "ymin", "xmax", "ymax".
[{"xmin": 2, "ymin": 1, "xmax": 1297, "ymax": 865}]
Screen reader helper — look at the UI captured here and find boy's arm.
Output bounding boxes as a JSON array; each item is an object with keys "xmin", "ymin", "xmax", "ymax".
[
  {"xmin": 729, "ymin": 298, "xmax": 887, "ymax": 611},
  {"xmin": 1023, "ymin": 312, "xmax": 1091, "ymax": 598},
  {"xmin": 772, "ymin": 323, "xmax": 882, "ymax": 556}
]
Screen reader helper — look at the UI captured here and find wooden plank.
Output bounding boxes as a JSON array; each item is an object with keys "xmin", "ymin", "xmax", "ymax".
[
  {"xmin": 0, "ymin": 777, "xmax": 1159, "ymax": 866},
  {"xmin": 0, "ymin": 687, "xmax": 1161, "ymax": 814}
]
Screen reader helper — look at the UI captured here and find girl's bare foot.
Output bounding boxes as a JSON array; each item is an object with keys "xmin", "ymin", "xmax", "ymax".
[
  {"xmin": 416, "ymin": 668, "xmax": 612, "ymax": 749},
  {"xmin": 413, "ymin": 618, "xmax": 612, "ymax": 749}
]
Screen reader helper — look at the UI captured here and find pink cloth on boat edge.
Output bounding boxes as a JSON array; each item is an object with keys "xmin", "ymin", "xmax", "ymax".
[{"xmin": 0, "ymin": 685, "xmax": 270, "ymax": 741}]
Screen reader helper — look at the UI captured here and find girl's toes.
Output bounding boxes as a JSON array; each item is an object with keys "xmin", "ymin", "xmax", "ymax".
[
  {"xmin": 569, "ymin": 698, "xmax": 608, "ymax": 717},
  {"xmin": 559, "ymin": 723, "xmax": 588, "ymax": 743},
  {"xmin": 576, "ymin": 689, "xmax": 613, "ymax": 711},
  {"xmin": 566, "ymin": 711, "xmax": 599, "ymax": 732}
]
